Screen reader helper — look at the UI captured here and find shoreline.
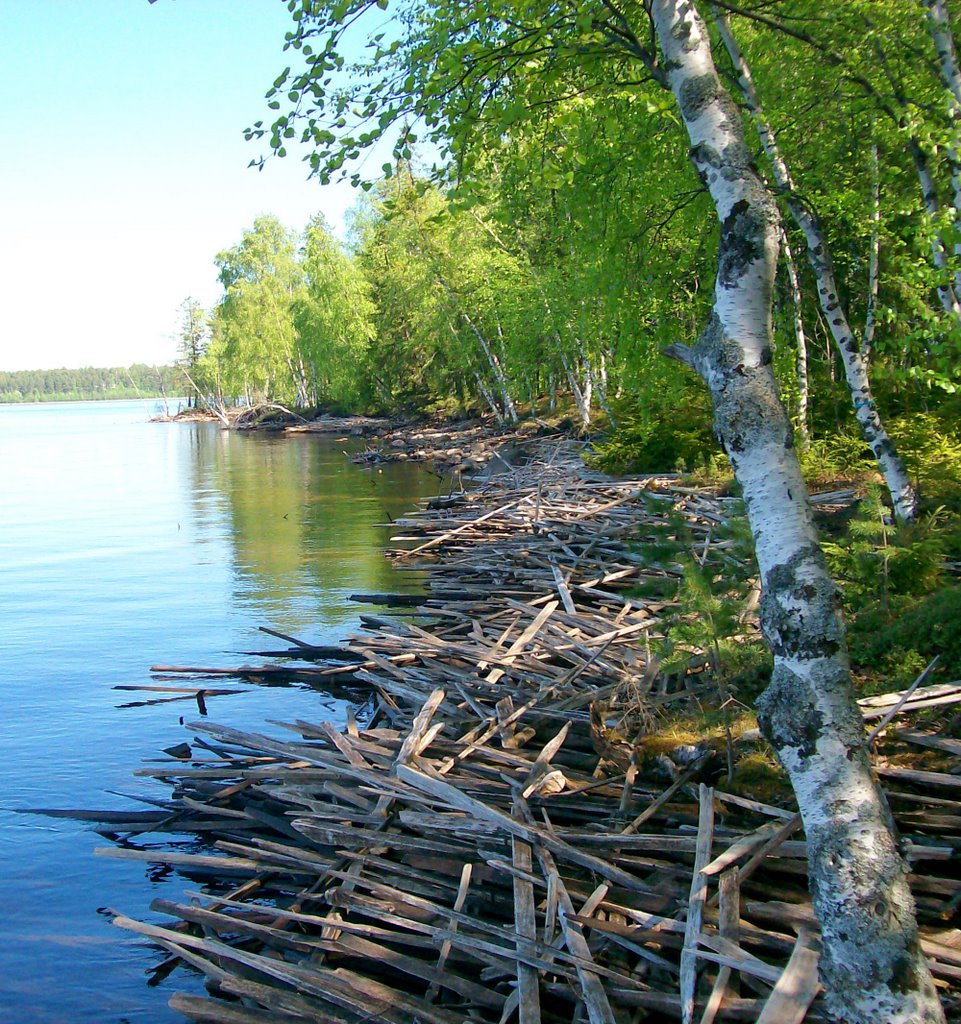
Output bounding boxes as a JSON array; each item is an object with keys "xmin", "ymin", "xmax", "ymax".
[
  {"xmin": 52, "ymin": 434, "xmax": 960, "ymax": 1021},
  {"xmin": 165, "ymin": 404, "xmax": 596, "ymax": 479}
]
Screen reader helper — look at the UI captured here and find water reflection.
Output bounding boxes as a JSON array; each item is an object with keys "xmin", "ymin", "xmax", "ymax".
[
  {"xmin": 0, "ymin": 401, "xmax": 447, "ymax": 1024},
  {"xmin": 185, "ymin": 425, "xmax": 440, "ymax": 634}
]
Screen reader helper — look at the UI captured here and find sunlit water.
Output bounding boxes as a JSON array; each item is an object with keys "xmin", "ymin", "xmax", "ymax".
[{"xmin": 0, "ymin": 400, "xmax": 444, "ymax": 1022}]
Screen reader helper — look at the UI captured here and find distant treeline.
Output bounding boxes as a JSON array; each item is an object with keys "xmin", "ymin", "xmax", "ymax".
[{"xmin": 0, "ymin": 364, "xmax": 184, "ymax": 404}]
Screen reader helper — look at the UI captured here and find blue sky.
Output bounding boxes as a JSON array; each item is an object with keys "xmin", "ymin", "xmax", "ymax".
[{"xmin": 0, "ymin": 0, "xmax": 381, "ymax": 371}]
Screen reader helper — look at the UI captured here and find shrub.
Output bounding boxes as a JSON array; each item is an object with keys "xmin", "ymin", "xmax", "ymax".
[
  {"xmin": 889, "ymin": 412, "xmax": 961, "ymax": 512},
  {"xmin": 848, "ymin": 585, "xmax": 961, "ymax": 687},
  {"xmin": 798, "ymin": 428, "xmax": 875, "ymax": 481},
  {"xmin": 822, "ymin": 485, "xmax": 948, "ymax": 612},
  {"xmin": 589, "ymin": 383, "xmax": 719, "ymax": 474}
]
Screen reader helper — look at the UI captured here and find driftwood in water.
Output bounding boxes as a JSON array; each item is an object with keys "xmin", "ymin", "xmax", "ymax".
[{"xmin": 59, "ymin": 439, "xmax": 958, "ymax": 1022}]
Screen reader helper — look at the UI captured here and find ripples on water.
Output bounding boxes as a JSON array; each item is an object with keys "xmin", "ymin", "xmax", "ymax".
[{"xmin": 0, "ymin": 400, "xmax": 444, "ymax": 1022}]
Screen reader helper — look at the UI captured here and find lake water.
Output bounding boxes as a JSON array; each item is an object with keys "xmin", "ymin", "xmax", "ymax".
[{"xmin": 0, "ymin": 400, "xmax": 444, "ymax": 1023}]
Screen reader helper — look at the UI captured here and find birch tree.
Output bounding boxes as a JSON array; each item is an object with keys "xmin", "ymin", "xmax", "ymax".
[
  {"xmin": 354, "ymin": 175, "xmax": 531, "ymax": 415},
  {"xmin": 296, "ymin": 214, "xmax": 374, "ymax": 408},
  {"xmin": 652, "ymin": 5, "xmax": 939, "ymax": 1016},
  {"xmin": 255, "ymin": 0, "xmax": 944, "ymax": 1018},
  {"xmin": 704, "ymin": 1, "xmax": 961, "ymax": 394},
  {"xmin": 923, "ymin": 0, "xmax": 961, "ymax": 306},
  {"xmin": 710, "ymin": 9, "xmax": 917, "ymax": 520},
  {"xmin": 211, "ymin": 216, "xmax": 306, "ymax": 404}
]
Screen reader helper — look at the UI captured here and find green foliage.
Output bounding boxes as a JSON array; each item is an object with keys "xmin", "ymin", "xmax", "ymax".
[
  {"xmin": 296, "ymin": 213, "xmax": 375, "ymax": 408},
  {"xmin": 588, "ymin": 380, "xmax": 719, "ymax": 474},
  {"xmin": 201, "ymin": 214, "xmax": 377, "ymax": 411},
  {"xmin": 207, "ymin": 215, "xmax": 305, "ymax": 405},
  {"xmin": 819, "ymin": 481, "xmax": 961, "ymax": 691},
  {"xmin": 889, "ymin": 412, "xmax": 961, "ymax": 509},
  {"xmin": 823, "ymin": 485, "xmax": 948, "ymax": 612},
  {"xmin": 797, "ymin": 428, "xmax": 876, "ymax": 481},
  {"xmin": 178, "ymin": 298, "xmax": 209, "ymax": 371},
  {"xmin": 848, "ymin": 585, "xmax": 961, "ymax": 688},
  {"xmin": 633, "ymin": 502, "xmax": 770, "ymax": 694},
  {"xmin": 658, "ymin": 556, "xmax": 745, "ymax": 679}
]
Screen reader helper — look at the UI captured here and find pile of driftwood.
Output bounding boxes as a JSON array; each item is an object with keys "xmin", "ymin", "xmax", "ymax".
[
  {"xmin": 344, "ymin": 420, "xmax": 566, "ymax": 475},
  {"xmin": 56, "ymin": 439, "xmax": 961, "ymax": 1022}
]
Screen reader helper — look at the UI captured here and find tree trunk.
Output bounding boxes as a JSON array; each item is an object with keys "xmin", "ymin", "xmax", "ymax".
[
  {"xmin": 473, "ymin": 370, "xmax": 504, "ymax": 424},
  {"xmin": 711, "ymin": 8, "xmax": 917, "ymax": 521},
  {"xmin": 781, "ymin": 229, "xmax": 810, "ymax": 451},
  {"xmin": 559, "ymin": 350, "xmax": 591, "ymax": 427},
  {"xmin": 909, "ymin": 139, "xmax": 961, "ymax": 328},
  {"xmin": 582, "ymin": 353, "xmax": 618, "ymax": 428},
  {"xmin": 924, "ymin": 0, "xmax": 961, "ymax": 294},
  {"xmin": 653, "ymin": 3, "xmax": 942, "ymax": 1021},
  {"xmin": 493, "ymin": 319, "xmax": 521, "ymax": 423},
  {"xmin": 432, "ymin": 265, "xmax": 518, "ymax": 423}
]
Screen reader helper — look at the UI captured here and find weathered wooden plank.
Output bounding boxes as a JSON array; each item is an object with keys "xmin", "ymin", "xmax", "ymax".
[
  {"xmin": 395, "ymin": 688, "xmax": 447, "ymax": 768},
  {"xmin": 96, "ymin": 847, "xmax": 264, "ymax": 875},
  {"xmin": 897, "ymin": 729, "xmax": 961, "ymax": 758},
  {"xmin": 754, "ymin": 927, "xmax": 821, "ymax": 1024},
  {"xmin": 425, "ymin": 861, "xmax": 473, "ymax": 1002},
  {"xmin": 395, "ymin": 764, "xmax": 652, "ymax": 894},
  {"xmin": 487, "ymin": 601, "xmax": 559, "ymax": 684},
  {"xmin": 529, "ymin": 833, "xmax": 615, "ymax": 1024},
  {"xmin": 700, "ymin": 820, "xmax": 786, "ymax": 877},
  {"xmin": 168, "ymin": 993, "xmax": 307, "ymax": 1024},
  {"xmin": 699, "ymin": 868, "xmax": 740, "ymax": 1024},
  {"xmin": 511, "ymin": 806, "xmax": 542, "ymax": 1024},
  {"xmin": 681, "ymin": 785, "xmax": 715, "ymax": 1024}
]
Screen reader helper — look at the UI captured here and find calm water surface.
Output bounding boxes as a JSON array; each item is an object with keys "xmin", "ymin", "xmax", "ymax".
[{"xmin": 0, "ymin": 400, "xmax": 443, "ymax": 1022}]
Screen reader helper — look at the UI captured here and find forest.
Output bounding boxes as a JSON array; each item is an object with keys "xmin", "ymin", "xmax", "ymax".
[
  {"xmin": 0, "ymin": 363, "xmax": 182, "ymax": 404},
  {"xmin": 184, "ymin": 1, "xmax": 961, "ymax": 504},
  {"xmin": 162, "ymin": 1, "xmax": 961, "ymax": 1020}
]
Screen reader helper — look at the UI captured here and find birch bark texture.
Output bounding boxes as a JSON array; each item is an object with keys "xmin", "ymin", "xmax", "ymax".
[
  {"xmin": 651, "ymin": 2, "xmax": 942, "ymax": 1020},
  {"xmin": 780, "ymin": 229, "xmax": 810, "ymax": 451},
  {"xmin": 924, "ymin": 0, "xmax": 961, "ymax": 293},
  {"xmin": 710, "ymin": 9, "xmax": 918, "ymax": 522}
]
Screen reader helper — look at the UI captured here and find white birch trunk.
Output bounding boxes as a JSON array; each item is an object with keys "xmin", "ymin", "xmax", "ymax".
[
  {"xmin": 473, "ymin": 370, "xmax": 504, "ymax": 424},
  {"xmin": 654, "ymin": 3, "xmax": 942, "ymax": 1020},
  {"xmin": 589, "ymin": 352, "xmax": 619, "ymax": 427},
  {"xmin": 469, "ymin": 309, "xmax": 517, "ymax": 423},
  {"xmin": 712, "ymin": 9, "xmax": 917, "ymax": 522},
  {"xmin": 924, "ymin": 0, "xmax": 961, "ymax": 293},
  {"xmin": 447, "ymin": 315, "xmax": 504, "ymax": 422},
  {"xmin": 910, "ymin": 140, "xmax": 961, "ymax": 328},
  {"xmin": 494, "ymin": 320, "xmax": 520, "ymax": 423},
  {"xmin": 435, "ymin": 270, "xmax": 518, "ymax": 423},
  {"xmin": 781, "ymin": 230, "xmax": 810, "ymax": 451},
  {"xmin": 413, "ymin": 231, "xmax": 519, "ymax": 423},
  {"xmin": 559, "ymin": 350, "xmax": 591, "ymax": 427}
]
